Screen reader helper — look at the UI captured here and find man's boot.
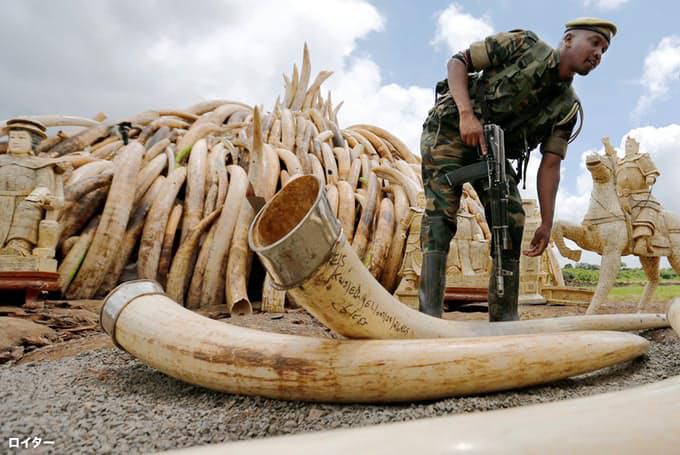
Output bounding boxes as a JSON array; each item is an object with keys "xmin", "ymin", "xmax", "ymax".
[
  {"xmin": 488, "ymin": 258, "xmax": 520, "ymax": 322},
  {"xmin": 418, "ymin": 251, "xmax": 448, "ymax": 318}
]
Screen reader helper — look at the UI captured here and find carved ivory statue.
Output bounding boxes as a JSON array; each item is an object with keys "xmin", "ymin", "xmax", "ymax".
[
  {"xmin": 0, "ymin": 118, "xmax": 65, "ymax": 261},
  {"xmin": 448, "ymin": 184, "xmax": 491, "ymax": 276},
  {"xmin": 608, "ymin": 136, "xmax": 662, "ymax": 255},
  {"xmin": 552, "ymin": 137, "xmax": 680, "ymax": 313},
  {"xmin": 395, "ymin": 184, "xmax": 491, "ymax": 307}
]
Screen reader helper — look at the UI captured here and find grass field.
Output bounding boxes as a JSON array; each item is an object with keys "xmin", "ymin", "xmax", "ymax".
[
  {"xmin": 562, "ymin": 265, "xmax": 680, "ymax": 302},
  {"xmin": 606, "ymin": 284, "xmax": 680, "ymax": 302}
]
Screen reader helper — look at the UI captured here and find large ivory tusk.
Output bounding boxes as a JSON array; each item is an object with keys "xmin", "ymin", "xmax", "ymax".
[
  {"xmin": 170, "ymin": 374, "xmax": 680, "ymax": 454},
  {"xmin": 191, "ymin": 301, "xmax": 680, "ymax": 452},
  {"xmin": 66, "ymin": 142, "xmax": 144, "ymax": 299},
  {"xmin": 348, "ymin": 123, "xmax": 419, "ymax": 164},
  {"xmin": 65, "ymin": 160, "xmax": 113, "ymax": 187},
  {"xmin": 200, "ymin": 165, "xmax": 248, "ymax": 308},
  {"xmin": 157, "ymin": 203, "xmax": 183, "ymax": 287},
  {"xmin": 289, "ymin": 43, "xmax": 311, "ymax": 111},
  {"xmin": 101, "ymin": 280, "xmax": 649, "ymax": 403},
  {"xmin": 180, "ymin": 139, "xmax": 208, "ymax": 243},
  {"xmin": 47, "ymin": 123, "xmax": 113, "ymax": 157},
  {"xmin": 63, "ymin": 169, "xmax": 114, "ymax": 202},
  {"xmin": 184, "ymin": 100, "xmax": 250, "ymax": 116},
  {"xmin": 371, "ymin": 165, "xmax": 420, "ymax": 208},
  {"xmin": 249, "ymin": 176, "xmax": 668, "ymax": 339},
  {"xmin": 58, "ymin": 217, "xmax": 99, "ymax": 294},
  {"xmin": 138, "ymin": 167, "xmax": 187, "ymax": 281},
  {"xmin": 143, "ymin": 138, "xmax": 171, "ymax": 163},
  {"xmin": 98, "ymin": 176, "xmax": 166, "ymax": 295},
  {"xmin": 0, "ymin": 115, "xmax": 101, "ymax": 130}
]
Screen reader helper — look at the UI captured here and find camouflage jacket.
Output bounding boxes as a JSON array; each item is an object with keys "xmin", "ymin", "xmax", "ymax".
[{"xmin": 433, "ymin": 30, "xmax": 579, "ymax": 159}]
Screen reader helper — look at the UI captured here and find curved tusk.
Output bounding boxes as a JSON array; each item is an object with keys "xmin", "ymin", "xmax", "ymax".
[
  {"xmin": 371, "ymin": 165, "xmax": 421, "ymax": 208},
  {"xmin": 200, "ymin": 165, "xmax": 249, "ymax": 308},
  {"xmin": 101, "ymin": 280, "xmax": 649, "ymax": 403},
  {"xmin": 180, "ymin": 139, "xmax": 208, "ymax": 243},
  {"xmin": 249, "ymin": 176, "xmax": 669, "ymax": 339},
  {"xmin": 66, "ymin": 142, "xmax": 144, "ymax": 299},
  {"xmin": 166, "ymin": 209, "xmax": 221, "ymax": 306},
  {"xmin": 350, "ymin": 127, "xmax": 394, "ymax": 162},
  {"xmin": 183, "ymin": 100, "xmax": 251, "ymax": 116},
  {"xmin": 138, "ymin": 167, "xmax": 187, "ymax": 281},
  {"xmin": 175, "ymin": 374, "xmax": 680, "ymax": 454},
  {"xmin": 348, "ymin": 123, "xmax": 419, "ymax": 164},
  {"xmin": 47, "ymin": 123, "xmax": 113, "ymax": 157},
  {"xmin": 63, "ymin": 169, "xmax": 114, "ymax": 202},
  {"xmin": 65, "ymin": 160, "xmax": 114, "ymax": 187},
  {"xmin": 173, "ymin": 299, "xmax": 680, "ymax": 452},
  {"xmin": 0, "ymin": 115, "xmax": 101, "ymax": 130}
]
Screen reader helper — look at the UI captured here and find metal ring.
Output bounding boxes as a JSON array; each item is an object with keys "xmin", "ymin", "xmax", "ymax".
[
  {"xmin": 268, "ymin": 233, "xmax": 345, "ymax": 291},
  {"xmin": 100, "ymin": 280, "xmax": 165, "ymax": 348}
]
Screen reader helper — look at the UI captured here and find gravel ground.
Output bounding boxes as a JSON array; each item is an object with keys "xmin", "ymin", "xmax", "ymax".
[{"xmin": 1, "ymin": 313, "xmax": 679, "ymax": 454}]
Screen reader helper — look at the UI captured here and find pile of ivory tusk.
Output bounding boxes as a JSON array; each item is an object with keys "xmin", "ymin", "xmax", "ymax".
[{"xmin": 25, "ymin": 44, "xmax": 423, "ymax": 313}]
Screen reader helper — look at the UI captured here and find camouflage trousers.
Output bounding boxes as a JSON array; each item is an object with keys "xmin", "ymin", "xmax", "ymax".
[{"xmin": 419, "ymin": 111, "xmax": 525, "ymax": 259}]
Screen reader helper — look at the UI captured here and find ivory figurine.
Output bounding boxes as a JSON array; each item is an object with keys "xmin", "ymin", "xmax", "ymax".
[
  {"xmin": 395, "ymin": 184, "xmax": 493, "ymax": 307},
  {"xmin": 611, "ymin": 136, "xmax": 662, "ymax": 255},
  {"xmin": 0, "ymin": 118, "xmax": 65, "ymax": 267},
  {"xmin": 552, "ymin": 136, "xmax": 680, "ymax": 313}
]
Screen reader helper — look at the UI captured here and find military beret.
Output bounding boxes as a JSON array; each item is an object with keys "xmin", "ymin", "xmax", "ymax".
[
  {"xmin": 5, "ymin": 117, "xmax": 47, "ymax": 139},
  {"xmin": 565, "ymin": 17, "xmax": 617, "ymax": 43}
]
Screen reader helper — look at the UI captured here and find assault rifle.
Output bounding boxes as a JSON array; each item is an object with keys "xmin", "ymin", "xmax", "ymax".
[{"xmin": 441, "ymin": 124, "xmax": 512, "ymax": 297}]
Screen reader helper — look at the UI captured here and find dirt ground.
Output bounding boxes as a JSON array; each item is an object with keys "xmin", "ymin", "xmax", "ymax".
[{"xmin": 1, "ymin": 294, "xmax": 678, "ymax": 454}]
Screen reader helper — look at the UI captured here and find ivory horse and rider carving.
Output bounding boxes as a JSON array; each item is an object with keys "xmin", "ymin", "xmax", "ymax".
[{"xmin": 552, "ymin": 136, "xmax": 680, "ymax": 314}]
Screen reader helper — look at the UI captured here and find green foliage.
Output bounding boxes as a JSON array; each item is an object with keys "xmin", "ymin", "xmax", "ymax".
[
  {"xmin": 660, "ymin": 268, "xmax": 679, "ymax": 280},
  {"xmin": 563, "ymin": 264, "xmax": 679, "ymax": 285},
  {"xmin": 574, "ymin": 262, "xmax": 599, "ymax": 270},
  {"xmin": 562, "ymin": 266, "xmax": 599, "ymax": 285},
  {"xmin": 562, "ymin": 264, "xmax": 680, "ymax": 301}
]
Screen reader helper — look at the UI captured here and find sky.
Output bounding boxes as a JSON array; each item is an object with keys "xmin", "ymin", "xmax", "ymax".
[{"xmin": 2, "ymin": 0, "xmax": 679, "ymax": 266}]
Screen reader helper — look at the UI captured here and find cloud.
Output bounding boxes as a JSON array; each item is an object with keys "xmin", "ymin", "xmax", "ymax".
[
  {"xmin": 0, "ymin": 0, "xmax": 433, "ymax": 156},
  {"xmin": 431, "ymin": 3, "xmax": 494, "ymax": 54},
  {"xmin": 329, "ymin": 57, "xmax": 433, "ymax": 156},
  {"xmin": 583, "ymin": 0, "xmax": 629, "ymax": 10},
  {"xmin": 634, "ymin": 36, "xmax": 680, "ymax": 117}
]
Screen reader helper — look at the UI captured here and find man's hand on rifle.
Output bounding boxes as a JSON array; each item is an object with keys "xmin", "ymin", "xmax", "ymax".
[
  {"xmin": 459, "ymin": 111, "xmax": 488, "ymax": 155},
  {"xmin": 524, "ymin": 223, "xmax": 551, "ymax": 257}
]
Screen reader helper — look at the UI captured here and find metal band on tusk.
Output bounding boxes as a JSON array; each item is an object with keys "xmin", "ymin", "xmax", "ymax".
[
  {"xmin": 249, "ymin": 176, "xmax": 341, "ymax": 290},
  {"xmin": 100, "ymin": 279, "xmax": 165, "ymax": 347}
]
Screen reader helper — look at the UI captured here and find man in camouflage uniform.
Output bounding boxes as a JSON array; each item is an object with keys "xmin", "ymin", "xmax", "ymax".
[{"xmin": 419, "ymin": 18, "xmax": 617, "ymax": 321}]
